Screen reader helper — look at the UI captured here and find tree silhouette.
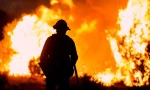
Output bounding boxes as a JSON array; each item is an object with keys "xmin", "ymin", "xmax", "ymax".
[{"xmin": 0, "ymin": 9, "xmax": 14, "ymax": 41}]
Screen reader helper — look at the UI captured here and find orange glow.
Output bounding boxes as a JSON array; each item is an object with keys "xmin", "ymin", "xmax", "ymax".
[
  {"xmin": 50, "ymin": 0, "xmax": 59, "ymax": 5},
  {"xmin": 106, "ymin": 0, "xmax": 150, "ymax": 86},
  {"xmin": 62, "ymin": 0, "xmax": 74, "ymax": 8},
  {"xmin": 95, "ymin": 69, "xmax": 115, "ymax": 86},
  {"xmin": 50, "ymin": 0, "xmax": 74, "ymax": 8},
  {"xmin": 0, "ymin": 0, "xmax": 150, "ymax": 87},
  {"xmin": 8, "ymin": 15, "xmax": 54, "ymax": 76}
]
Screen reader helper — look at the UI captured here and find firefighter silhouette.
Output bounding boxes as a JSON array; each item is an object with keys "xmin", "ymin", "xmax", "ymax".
[{"xmin": 39, "ymin": 19, "xmax": 78, "ymax": 90}]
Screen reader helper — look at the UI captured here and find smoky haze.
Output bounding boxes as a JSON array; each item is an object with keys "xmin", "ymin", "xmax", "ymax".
[
  {"xmin": 0, "ymin": 0, "xmax": 50, "ymax": 16},
  {"xmin": 0, "ymin": 0, "xmax": 128, "ymax": 75}
]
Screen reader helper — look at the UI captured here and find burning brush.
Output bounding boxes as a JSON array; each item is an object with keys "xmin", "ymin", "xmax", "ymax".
[
  {"xmin": 0, "ymin": 0, "xmax": 150, "ymax": 88},
  {"xmin": 106, "ymin": 0, "xmax": 150, "ymax": 86}
]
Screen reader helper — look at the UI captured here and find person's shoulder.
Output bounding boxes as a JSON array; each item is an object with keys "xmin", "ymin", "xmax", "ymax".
[
  {"xmin": 46, "ymin": 34, "xmax": 55, "ymax": 41},
  {"xmin": 65, "ymin": 35, "xmax": 75, "ymax": 44},
  {"xmin": 65, "ymin": 35, "xmax": 73, "ymax": 40},
  {"xmin": 48, "ymin": 34, "xmax": 56, "ymax": 38},
  {"xmin": 46, "ymin": 36, "xmax": 51, "ymax": 40}
]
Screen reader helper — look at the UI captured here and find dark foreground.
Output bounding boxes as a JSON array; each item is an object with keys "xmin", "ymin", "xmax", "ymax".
[{"xmin": 0, "ymin": 73, "xmax": 150, "ymax": 90}]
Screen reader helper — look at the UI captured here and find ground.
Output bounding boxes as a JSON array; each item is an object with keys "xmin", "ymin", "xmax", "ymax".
[{"xmin": 1, "ymin": 73, "xmax": 150, "ymax": 90}]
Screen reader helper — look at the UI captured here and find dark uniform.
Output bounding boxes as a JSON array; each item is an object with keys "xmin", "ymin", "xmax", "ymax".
[{"xmin": 40, "ymin": 19, "xmax": 78, "ymax": 90}]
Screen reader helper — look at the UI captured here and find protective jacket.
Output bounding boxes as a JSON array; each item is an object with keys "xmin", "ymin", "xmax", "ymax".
[{"xmin": 40, "ymin": 34, "xmax": 78, "ymax": 78}]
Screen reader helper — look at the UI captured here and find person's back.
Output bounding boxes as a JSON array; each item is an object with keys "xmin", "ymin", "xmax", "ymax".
[
  {"xmin": 46, "ymin": 34, "xmax": 76, "ymax": 76},
  {"xmin": 40, "ymin": 19, "xmax": 78, "ymax": 90}
]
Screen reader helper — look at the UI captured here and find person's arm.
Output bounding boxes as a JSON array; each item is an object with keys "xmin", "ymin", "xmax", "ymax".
[
  {"xmin": 40, "ymin": 37, "xmax": 50, "ymax": 63},
  {"xmin": 70, "ymin": 39, "xmax": 78, "ymax": 65}
]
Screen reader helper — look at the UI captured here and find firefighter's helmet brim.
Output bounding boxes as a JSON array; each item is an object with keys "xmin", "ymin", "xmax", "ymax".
[{"xmin": 53, "ymin": 19, "xmax": 70, "ymax": 30}]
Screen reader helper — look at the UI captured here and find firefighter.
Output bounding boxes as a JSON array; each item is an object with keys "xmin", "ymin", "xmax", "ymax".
[{"xmin": 40, "ymin": 19, "xmax": 78, "ymax": 90}]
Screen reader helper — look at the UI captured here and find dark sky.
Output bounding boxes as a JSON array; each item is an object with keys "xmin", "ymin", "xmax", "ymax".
[
  {"xmin": 0, "ymin": 0, "xmax": 127, "ymax": 16},
  {"xmin": 0, "ymin": 0, "xmax": 50, "ymax": 15}
]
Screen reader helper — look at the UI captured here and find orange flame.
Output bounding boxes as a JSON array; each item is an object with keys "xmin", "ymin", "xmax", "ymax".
[
  {"xmin": 105, "ymin": 0, "xmax": 150, "ymax": 86},
  {"xmin": 50, "ymin": 0, "xmax": 74, "ymax": 8},
  {"xmin": 0, "ymin": 0, "xmax": 150, "ymax": 87},
  {"xmin": 4, "ymin": 3, "xmax": 98, "ymax": 76},
  {"xmin": 8, "ymin": 15, "xmax": 54, "ymax": 76},
  {"xmin": 7, "ymin": 6, "xmax": 59, "ymax": 76}
]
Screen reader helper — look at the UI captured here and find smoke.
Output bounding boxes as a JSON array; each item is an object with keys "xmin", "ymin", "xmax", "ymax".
[{"xmin": 0, "ymin": 0, "xmax": 50, "ymax": 16}]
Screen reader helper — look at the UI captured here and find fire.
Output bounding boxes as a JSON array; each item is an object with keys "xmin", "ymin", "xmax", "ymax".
[
  {"xmin": 0, "ymin": 0, "xmax": 150, "ymax": 87},
  {"xmin": 3, "ymin": 4, "xmax": 97, "ymax": 77},
  {"xmin": 50, "ymin": 0, "xmax": 59, "ymax": 5},
  {"xmin": 50, "ymin": 0, "xmax": 74, "ymax": 8},
  {"xmin": 6, "ymin": 6, "xmax": 60, "ymax": 76},
  {"xmin": 5, "ymin": 5, "xmax": 74, "ymax": 76},
  {"xmin": 95, "ymin": 69, "xmax": 115, "ymax": 86},
  {"xmin": 8, "ymin": 15, "xmax": 54, "ymax": 76},
  {"xmin": 105, "ymin": 0, "xmax": 150, "ymax": 86}
]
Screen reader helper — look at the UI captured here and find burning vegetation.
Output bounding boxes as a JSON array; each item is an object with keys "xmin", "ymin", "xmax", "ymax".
[
  {"xmin": 103, "ymin": 0, "xmax": 150, "ymax": 86},
  {"xmin": 0, "ymin": 0, "xmax": 150, "ymax": 88}
]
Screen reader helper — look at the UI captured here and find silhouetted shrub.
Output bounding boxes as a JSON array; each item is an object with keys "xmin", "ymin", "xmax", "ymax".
[
  {"xmin": 0, "ymin": 73, "xmax": 150, "ymax": 90},
  {"xmin": 0, "ymin": 9, "xmax": 14, "ymax": 41},
  {"xmin": 70, "ymin": 74, "xmax": 105, "ymax": 90},
  {"xmin": 0, "ymin": 72, "xmax": 8, "ymax": 88}
]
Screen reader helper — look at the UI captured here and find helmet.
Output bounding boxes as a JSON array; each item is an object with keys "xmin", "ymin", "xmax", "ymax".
[{"xmin": 53, "ymin": 19, "xmax": 70, "ymax": 31}]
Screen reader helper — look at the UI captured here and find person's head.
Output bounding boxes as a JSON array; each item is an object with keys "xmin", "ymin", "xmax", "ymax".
[{"xmin": 53, "ymin": 19, "xmax": 70, "ymax": 34}]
